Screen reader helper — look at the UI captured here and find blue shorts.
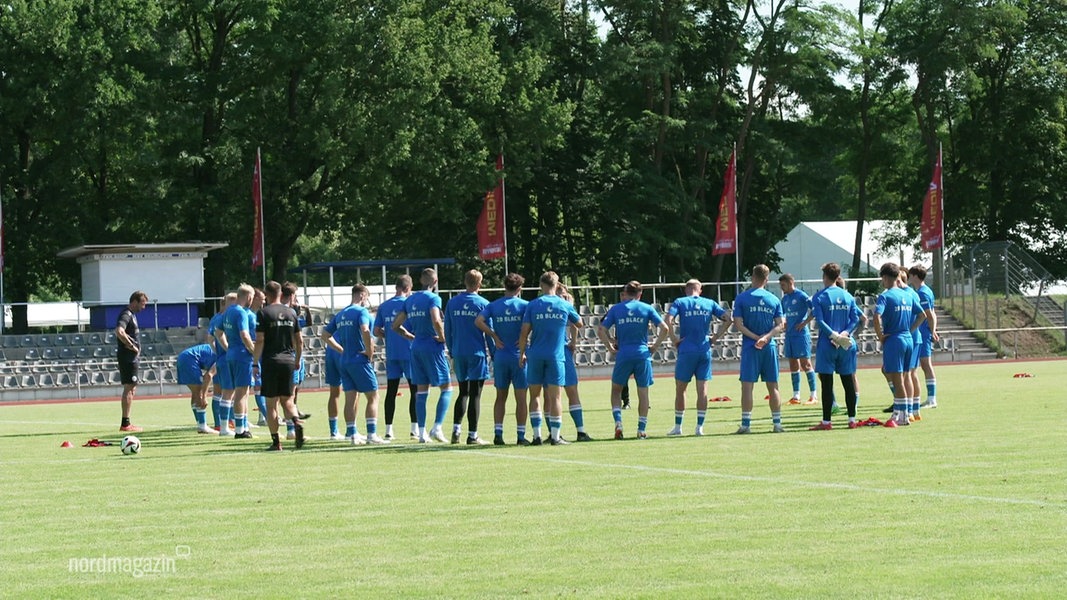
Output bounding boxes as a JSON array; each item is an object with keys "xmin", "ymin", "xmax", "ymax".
[
  {"xmin": 783, "ymin": 334, "xmax": 811, "ymax": 359},
  {"xmin": 814, "ymin": 341, "xmax": 857, "ymax": 375},
  {"xmin": 227, "ymin": 358, "xmax": 254, "ymax": 388},
  {"xmin": 917, "ymin": 337, "xmax": 933, "ymax": 359},
  {"xmin": 254, "ymin": 362, "xmax": 262, "ymax": 388},
  {"xmin": 453, "ymin": 355, "xmax": 489, "ymax": 382},
  {"xmin": 176, "ymin": 355, "xmax": 205, "ymax": 386},
  {"xmin": 291, "ymin": 358, "xmax": 306, "ymax": 385},
  {"xmin": 739, "ymin": 343, "xmax": 779, "ymax": 383},
  {"xmin": 612, "ymin": 356, "xmax": 654, "ymax": 387},
  {"xmin": 564, "ymin": 348, "xmax": 578, "ymax": 387},
  {"xmin": 386, "ymin": 359, "xmax": 411, "ymax": 381},
  {"xmin": 527, "ymin": 357, "xmax": 565, "ymax": 387},
  {"xmin": 493, "ymin": 354, "xmax": 528, "ymax": 390},
  {"xmin": 881, "ymin": 335, "xmax": 914, "ymax": 374},
  {"xmin": 214, "ymin": 355, "xmax": 232, "ymax": 390},
  {"xmin": 324, "ymin": 350, "xmax": 342, "ymax": 387},
  {"xmin": 909, "ymin": 338, "xmax": 922, "ymax": 369},
  {"xmin": 411, "ymin": 348, "xmax": 451, "ymax": 386},
  {"xmin": 675, "ymin": 351, "xmax": 712, "ymax": 382},
  {"xmin": 340, "ymin": 356, "xmax": 378, "ymax": 393}
]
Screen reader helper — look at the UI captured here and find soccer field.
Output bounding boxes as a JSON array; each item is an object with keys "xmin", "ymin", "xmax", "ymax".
[{"xmin": 1, "ymin": 361, "xmax": 1065, "ymax": 599}]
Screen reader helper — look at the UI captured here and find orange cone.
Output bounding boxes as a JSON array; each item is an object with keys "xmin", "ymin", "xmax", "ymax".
[{"xmin": 60, "ymin": 440, "xmax": 73, "ymax": 448}]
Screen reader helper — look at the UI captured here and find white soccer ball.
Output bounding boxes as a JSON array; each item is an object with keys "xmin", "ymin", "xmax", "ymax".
[{"xmin": 120, "ymin": 435, "xmax": 141, "ymax": 455}]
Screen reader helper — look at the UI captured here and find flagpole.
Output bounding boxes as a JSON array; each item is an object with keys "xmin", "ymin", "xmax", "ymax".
[
  {"xmin": 733, "ymin": 142, "xmax": 740, "ymax": 295},
  {"xmin": 936, "ymin": 141, "xmax": 945, "ymax": 298},
  {"xmin": 500, "ymin": 152, "xmax": 509, "ymax": 275},
  {"xmin": 257, "ymin": 147, "xmax": 266, "ymax": 288},
  {"xmin": 0, "ymin": 177, "xmax": 4, "ymax": 336}
]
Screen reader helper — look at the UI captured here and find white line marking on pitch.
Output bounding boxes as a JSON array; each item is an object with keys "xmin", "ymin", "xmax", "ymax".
[{"xmin": 456, "ymin": 450, "xmax": 1064, "ymax": 509}]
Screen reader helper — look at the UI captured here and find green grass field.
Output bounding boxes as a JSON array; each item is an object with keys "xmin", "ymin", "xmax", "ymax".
[{"xmin": 1, "ymin": 361, "xmax": 1065, "ymax": 599}]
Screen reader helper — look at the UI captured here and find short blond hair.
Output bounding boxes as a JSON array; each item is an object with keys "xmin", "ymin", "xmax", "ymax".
[{"xmin": 237, "ymin": 283, "xmax": 255, "ymax": 302}]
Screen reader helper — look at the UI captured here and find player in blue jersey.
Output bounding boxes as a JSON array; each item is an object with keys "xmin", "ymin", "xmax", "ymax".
[
  {"xmin": 392, "ymin": 268, "xmax": 452, "ymax": 443},
  {"xmin": 176, "ymin": 342, "xmax": 218, "ymax": 433},
  {"xmin": 246, "ymin": 288, "xmax": 268, "ymax": 429},
  {"xmin": 908, "ymin": 265, "xmax": 940, "ymax": 409},
  {"xmin": 556, "ymin": 282, "xmax": 592, "ymax": 442},
  {"xmin": 809, "ymin": 263, "xmax": 862, "ymax": 430},
  {"xmin": 778, "ymin": 273, "xmax": 818, "ymax": 406},
  {"xmin": 373, "ymin": 275, "xmax": 417, "ymax": 441},
  {"xmin": 900, "ymin": 272, "xmax": 925, "ymax": 421},
  {"xmin": 597, "ymin": 280, "xmax": 670, "ymax": 440},
  {"xmin": 874, "ymin": 263, "xmax": 927, "ymax": 427},
  {"xmin": 220, "ymin": 284, "xmax": 257, "ymax": 438},
  {"xmin": 664, "ymin": 279, "xmax": 729, "ymax": 436},
  {"xmin": 732, "ymin": 265, "xmax": 786, "ymax": 434},
  {"xmin": 445, "ymin": 270, "xmax": 492, "ymax": 445},
  {"xmin": 519, "ymin": 271, "xmax": 582, "ymax": 445},
  {"xmin": 475, "ymin": 273, "xmax": 531, "ymax": 446},
  {"xmin": 323, "ymin": 284, "xmax": 385, "ymax": 444},
  {"xmin": 208, "ymin": 292, "xmax": 237, "ymax": 430}
]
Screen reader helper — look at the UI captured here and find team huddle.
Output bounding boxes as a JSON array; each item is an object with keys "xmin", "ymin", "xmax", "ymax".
[{"xmin": 161, "ymin": 261, "xmax": 938, "ymax": 450}]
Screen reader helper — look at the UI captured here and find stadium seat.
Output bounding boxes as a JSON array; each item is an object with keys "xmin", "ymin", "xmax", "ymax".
[
  {"xmin": 589, "ymin": 352, "xmax": 604, "ymax": 366},
  {"xmin": 104, "ymin": 332, "xmax": 117, "ymax": 345},
  {"xmin": 36, "ymin": 335, "xmax": 54, "ymax": 347},
  {"xmin": 70, "ymin": 334, "xmax": 86, "ymax": 346},
  {"xmin": 24, "ymin": 349, "xmax": 40, "ymax": 361},
  {"xmin": 42, "ymin": 348, "xmax": 58, "ymax": 361},
  {"xmin": 0, "ymin": 349, "xmax": 5, "ymax": 362},
  {"xmin": 302, "ymin": 326, "xmax": 315, "ymax": 338},
  {"xmin": 53, "ymin": 372, "xmax": 72, "ymax": 386},
  {"xmin": 587, "ymin": 316, "xmax": 601, "ymax": 328},
  {"xmin": 88, "ymin": 333, "xmax": 103, "ymax": 345},
  {"xmin": 20, "ymin": 375, "xmax": 37, "ymax": 387},
  {"xmin": 664, "ymin": 349, "xmax": 677, "ymax": 362},
  {"xmin": 312, "ymin": 313, "xmax": 324, "ymax": 325},
  {"xmin": 75, "ymin": 347, "xmax": 92, "ymax": 360},
  {"xmin": 38, "ymin": 373, "xmax": 55, "ymax": 387},
  {"xmin": 575, "ymin": 352, "xmax": 590, "ymax": 367},
  {"xmin": 593, "ymin": 304, "xmax": 606, "ymax": 315},
  {"xmin": 92, "ymin": 346, "xmax": 110, "ymax": 359},
  {"xmin": 159, "ymin": 342, "xmax": 175, "ymax": 355},
  {"xmin": 141, "ymin": 345, "xmax": 157, "ymax": 357},
  {"xmin": 375, "ymin": 361, "xmax": 387, "ymax": 375},
  {"xmin": 1, "ymin": 336, "xmax": 18, "ymax": 349},
  {"xmin": 90, "ymin": 372, "xmax": 108, "ymax": 385},
  {"xmin": 142, "ymin": 370, "xmax": 159, "ymax": 383},
  {"xmin": 77, "ymin": 373, "xmax": 91, "ymax": 386},
  {"xmin": 53, "ymin": 334, "xmax": 69, "ymax": 346},
  {"xmin": 162, "ymin": 369, "xmax": 177, "ymax": 384},
  {"xmin": 579, "ymin": 305, "xmax": 590, "ymax": 316},
  {"xmin": 154, "ymin": 330, "xmax": 169, "ymax": 343},
  {"xmin": 651, "ymin": 350, "xmax": 664, "ymax": 362},
  {"xmin": 108, "ymin": 370, "xmax": 123, "ymax": 385},
  {"xmin": 19, "ymin": 335, "xmax": 35, "ymax": 348},
  {"xmin": 306, "ymin": 361, "xmax": 321, "ymax": 377},
  {"xmin": 2, "ymin": 375, "xmax": 18, "ymax": 388},
  {"xmin": 722, "ymin": 347, "xmax": 737, "ymax": 360}
]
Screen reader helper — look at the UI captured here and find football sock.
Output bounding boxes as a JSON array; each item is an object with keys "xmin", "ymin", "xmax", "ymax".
[
  {"xmin": 696, "ymin": 410, "xmax": 706, "ymax": 427},
  {"xmin": 841, "ymin": 374, "xmax": 858, "ymax": 418},
  {"xmin": 193, "ymin": 408, "xmax": 207, "ymax": 427},
  {"xmin": 433, "ymin": 389, "xmax": 453, "ymax": 427},
  {"xmin": 807, "ymin": 370, "xmax": 817, "ymax": 394},
  {"xmin": 674, "ymin": 410, "xmax": 684, "ymax": 427},
  {"xmin": 345, "ymin": 421, "xmax": 357, "ymax": 438},
  {"xmin": 820, "ymin": 373, "xmax": 835, "ymax": 421},
  {"xmin": 517, "ymin": 424, "xmax": 526, "ymax": 441},
  {"xmin": 530, "ymin": 411, "xmax": 543, "ymax": 438},
  {"xmin": 548, "ymin": 416, "xmax": 562, "ymax": 441},
  {"xmin": 612, "ymin": 408, "xmax": 623, "ymax": 427},
  {"xmin": 234, "ymin": 413, "xmax": 247, "ymax": 434},
  {"xmin": 407, "ymin": 380, "xmax": 418, "ymax": 423},
  {"xmin": 772, "ymin": 411, "xmax": 782, "ymax": 426},
  {"xmin": 211, "ymin": 396, "xmax": 222, "ymax": 428},
  {"xmin": 271, "ymin": 432, "xmax": 280, "ymax": 445},
  {"xmin": 415, "ymin": 391, "xmax": 429, "ymax": 428},
  {"xmin": 494, "ymin": 423, "xmax": 504, "ymax": 436},
  {"xmin": 453, "ymin": 423, "xmax": 462, "ymax": 435},
  {"xmin": 286, "ymin": 420, "xmax": 295, "ymax": 435},
  {"xmin": 568, "ymin": 405, "xmax": 585, "ymax": 432},
  {"xmin": 329, "ymin": 417, "xmax": 339, "ymax": 436},
  {"xmin": 384, "ymin": 378, "xmax": 399, "ymax": 426},
  {"xmin": 637, "ymin": 416, "xmax": 648, "ymax": 433},
  {"xmin": 219, "ymin": 401, "xmax": 233, "ymax": 429},
  {"xmin": 453, "ymin": 380, "xmax": 470, "ymax": 428},
  {"xmin": 741, "ymin": 411, "xmax": 752, "ymax": 428},
  {"xmin": 255, "ymin": 395, "xmax": 267, "ymax": 418},
  {"xmin": 790, "ymin": 371, "xmax": 801, "ymax": 395},
  {"xmin": 926, "ymin": 378, "xmax": 936, "ymax": 401},
  {"xmin": 466, "ymin": 380, "xmax": 483, "ymax": 435},
  {"xmin": 366, "ymin": 417, "xmax": 377, "ymax": 437}
]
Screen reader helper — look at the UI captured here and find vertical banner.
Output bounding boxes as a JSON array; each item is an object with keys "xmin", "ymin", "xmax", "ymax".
[
  {"xmin": 251, "ymin": 148, "xmax": 265, "ymax": 270},
  {"xmin": 712, "ymin": 149, "xmax": 737, "ymax": 256},
  {"xmin": 477, "ymin": 154, "xmax": 506, "ymax": 260},
  {"xmin": 920, "ymin": 145, "xmax": 944, "ymax": 251}
]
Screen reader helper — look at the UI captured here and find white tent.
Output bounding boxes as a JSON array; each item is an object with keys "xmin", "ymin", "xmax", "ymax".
[{"xmin": 770, "ymin": 220, "xmax": 922, "ymax": 288}]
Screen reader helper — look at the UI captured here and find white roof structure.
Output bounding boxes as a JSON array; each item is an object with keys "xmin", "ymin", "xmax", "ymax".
[{"xmin": 770, "ymin": 220, "xmax": 922, "ymax": 286}]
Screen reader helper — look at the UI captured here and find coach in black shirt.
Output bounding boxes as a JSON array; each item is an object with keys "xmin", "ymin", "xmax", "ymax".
[{"xmin": 254, "ymin": 280, "xmax": 304, "ymax": 450}]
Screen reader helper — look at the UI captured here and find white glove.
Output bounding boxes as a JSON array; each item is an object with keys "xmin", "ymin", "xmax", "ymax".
[{"xmin": 831, "ymin": 331, "xmax": 853, "ymax": 350}]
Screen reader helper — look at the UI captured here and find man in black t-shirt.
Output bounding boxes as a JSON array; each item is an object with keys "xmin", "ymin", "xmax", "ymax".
[
  {"xmin": 253, "ymin": 281, "xmax": 305, "ymax": 450},
  {"xmin": 117, "ymin": 291, "xmax": 149, "ymax": 432}
]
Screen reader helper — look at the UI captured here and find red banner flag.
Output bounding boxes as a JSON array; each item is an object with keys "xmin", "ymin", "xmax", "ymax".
[
  {"xmin": 712, "ymin": 149, "xmax": 737, "ymax": 256},
  {"xmin": 477, "ymin": 154, "xmax": 506, "ymax": 260},
  {"xmin": 251, "ymin": 148, "xmax": 264, "ymax": 269},
  {"xmin": 920, "ymin": 147, "xmax": 944, "ymax": 251}
]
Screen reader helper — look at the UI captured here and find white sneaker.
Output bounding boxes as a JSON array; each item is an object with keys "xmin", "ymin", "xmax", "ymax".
[
  {"xmin": 921, "ymin": 399, "xmax": 938, "ymax": 408},
  {"xmin": 694, "ymin": 426, "xmax": 704, "ymax": 436},
  {"xmin": 666, "ymin": 427, "xmax": 683, "ymax": 436},
  {"xmin": 197, "ymin": 425, "xmax": 214, "ymax": 434},
  {"xmin": 418, "ymin": 434, "xmax": 432, "ymax": 443},
  {"xmin": 350, "ymin": 433, "xmax": 367, "ymax": 445},
  {"xmin": 430, "ymin": 428, "xmax": 448, "ymax": 443},
  {"xmin": 218, "ymin": 428, "xmax": 233, "ymax": 437},
  {"xmin": 367, "ymin": 434, "xmax": 390, "ymax": 445},
  {"xmin": 329, "ymin": 432, "xmax": 345, "ymax": 441},
  {"xmin": 772, "ymin": 424, "xmax": 786, "ymax": 433},
  {"xmin": 734, "ymin": 426, "xmax": 751, "ymax": 435},
  {"xmin": 286, "ymin": 431, "xmax": 296, "ymax": 440}
]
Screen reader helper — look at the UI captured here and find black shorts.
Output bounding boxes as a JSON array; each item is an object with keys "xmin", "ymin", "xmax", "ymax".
[
  {"xmin": 260, "ymin": 362, "xmax": 295, "ymax": 398},
  {"xmin": 118, "ymin": 360, "xmax": 139, "ymax": 385}
]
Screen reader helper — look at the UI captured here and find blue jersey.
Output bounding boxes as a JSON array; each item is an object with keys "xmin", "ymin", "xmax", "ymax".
[
  {"xmin": 876, "ymin": 287, "xmax": 922, "ymax": 337},
  {"xmin": 246, "ymin": 308, "xmax": 258, "ymax": 343},
  {"xmin": 402, "ymin": 290, "xmax": 443, "ymax": 352},
  {"xmin": 223, "ymin": 304, "xmax": 253, "ymax": 361},
  {"xmin": 445, "ymin": 292, "xmax": 490, "ymax": 358},
  {"xmin": 373, "ymin": 295, "xmax": 412, "ymax": 361},
  {"xmin": 178, "ymin": 343, "xmax": 217, "ymax": 371},
  {"xmin": 781, "ymin": 290, "xmax": 813, "ymax": 338},
  {"xmin": 733, "ymin": 287, "xmax": 783, "ymax": 349},
  {"xmin": 812, "ymin": 286, "xmax": 860, "ymax": 339},
  {"xmin": 668, "ymin": 296, "xmax": 725, "ymax": 354},
  {"xmin": 915, "ymin": 283, "xmax": 935, "ymax": 340},
  {"xmin": 208, "ymin": 312, "xmax": 227, "ymax": 357},
  {"xmin": 602, "ymin": 300, "xmax": 664, "ymax": 360},
  {"xmin": 522, "ymin": 295, "xmax": 580, "ymax": 361},
  {"xmin": 325, "ymin": 304, "xmax": 373, "ymax": 363},
  {"xmin": 479, "ymin": 296, "xmax": 529, "ymax": 358},
  {"xmin": 905, "ymin": 286, "xmax": 923, "ymax": 343}
]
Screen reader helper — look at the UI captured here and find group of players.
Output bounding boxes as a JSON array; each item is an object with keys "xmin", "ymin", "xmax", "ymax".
[{"xmin": 153, "ymin": 259, "xmax": 938, "ymax": 450}]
